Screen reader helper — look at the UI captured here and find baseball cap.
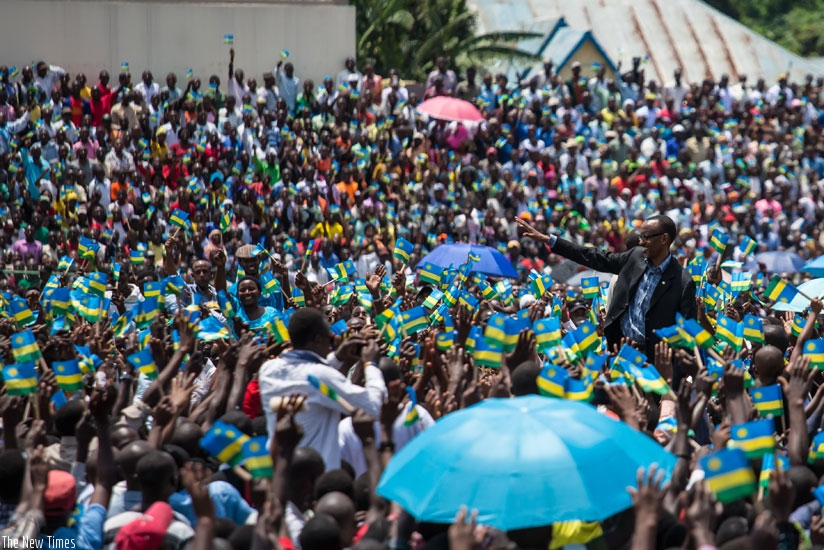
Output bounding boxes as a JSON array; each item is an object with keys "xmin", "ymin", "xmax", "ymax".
[
  {"xmin": 44, "ymin": 470, "xmax": 77, "ymax": 517},
  {"xmin": 235, "ymin": 244, "xmax": 256, "ymax": 259},
  {"xmin": 567, "ymin": 299, "xmax": 589, "ymax": 313},
  {"xmin": 114, "ymin": 501, "xmax": 175, "ymax": 550}
]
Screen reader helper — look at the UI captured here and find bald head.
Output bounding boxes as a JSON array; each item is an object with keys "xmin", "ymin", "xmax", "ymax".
[
  {"xmin": 111, "ymin": 425, "xmax": 140, "ymax": 449},
  {"xmin": 754, "ymin": 345, "xmax": 784, "ymax": 384},
  {"xmin": 117, "ymin": 440, "xmax": 155, "ymax": 487},
  {"xmin": 316, "ymin": 491, "xmax": 356, "ymax": 547}
]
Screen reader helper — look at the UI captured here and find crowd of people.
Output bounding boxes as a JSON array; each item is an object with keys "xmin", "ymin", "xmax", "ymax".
[{"xmin": 0, "ymin": 43, "xmax": 823, "ymax": 550}]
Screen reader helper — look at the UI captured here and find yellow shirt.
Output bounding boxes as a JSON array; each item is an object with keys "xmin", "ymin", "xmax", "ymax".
[
  {"xmin": 310, "ymin": 221, "xmax": 344, "ymax": 240},
  {"xmin": 551, "ymin": 521, "xmax": 603, "ymax": 549}
]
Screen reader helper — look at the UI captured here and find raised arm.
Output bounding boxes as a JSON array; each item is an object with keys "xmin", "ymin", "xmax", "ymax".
[{"xmin": 515, "ymin": 218, "xmax": 631, "ymax": 274}]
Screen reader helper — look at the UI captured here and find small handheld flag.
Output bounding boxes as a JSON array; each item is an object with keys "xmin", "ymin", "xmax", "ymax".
[
  {"xmin": 537, "ymin": 363, "xmax": 568, "ymax": 398},
  {"xmin": 803, "ymin": 338, "xmax": 824, "ymax": 370},
  {"xmin": 765, "ymin": 276, "xmax": 799, "ymax": 304},
  {"xmin": 280, "ymin": 49, "xmax": 290, "ymax": 59},
  {"xmin": 2, "ymin": 362, "xmax": 38, "ymax": 396},
  {"xmin": 54, "ymin": 359, "xmax": 84, "ymax": 392},
  {"xmin": 308, "ymin": 374, "xmax": 354, "ymax": 413},
  {"xmin": 11, "ymin": 330, "xmax": 41, "ymax": 363},
  {"xmin": 242, "ymin": 436, "xmax": 273, "ymax": 479},
  {"xmin": 393, "ymin": 238, "xmax": 414, "ymax": 264},
  {"xmin": 403, "ymin": 387, "xmax": 420, "ymax": 427},
  {"xmin": 200, "ymin": 420, "xmax": 250, "ymax": 467},
  {"xmin": 729, "ymin": 419, "xmax": 775, "ymax": 459},
  {"xmin": 126, "ymin": 347, "xmax": 158, "ymax": 379},
  {"xmin": 224, "ymin": 34, "xmax": 234, "ymax": 45},
  {"xmin": 700, "ymin": 448, "xmax": 756, "ymax": 503},
  {"xmin": 710, "ymin": 228, "xmax": 729, "ymax": 254},
  {"xmin": 749, "ymin": 385, "xmax": 783, "ymax": 418}
]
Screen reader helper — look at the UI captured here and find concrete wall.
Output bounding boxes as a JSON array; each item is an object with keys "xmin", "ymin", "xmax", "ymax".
[{"xmin": 0, "ymin": 1, "xmax": 356, "ymax": 84}]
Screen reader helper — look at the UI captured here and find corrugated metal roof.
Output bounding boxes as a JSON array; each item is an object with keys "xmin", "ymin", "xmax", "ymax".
[{"xmin": 469, "ymin": 0, "xmax": 824, "ymax": 83}]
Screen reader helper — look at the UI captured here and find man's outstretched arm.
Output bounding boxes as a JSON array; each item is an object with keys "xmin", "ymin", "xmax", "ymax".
[{"xmin": 515, "ymin": 218, "xmax": 632, "ymax": 275}]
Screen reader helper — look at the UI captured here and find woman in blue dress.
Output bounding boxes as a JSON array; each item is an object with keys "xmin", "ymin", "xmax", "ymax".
[{"xmin": 234, "ymin": 276, "xmax": 279, "ymax": 336}]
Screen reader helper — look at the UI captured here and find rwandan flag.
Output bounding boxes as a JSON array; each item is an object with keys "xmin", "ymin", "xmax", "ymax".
[
  {"xmin": 710, "ymin": 228, "xmax": 729, "ymax": 254},
  {"xmin": 11, "ymin": 330, "xmax": 41, "ymax": 363},
  {"xmin": 401, "ymin": 306, "xmax": 429, "ymax": 335},
  {"xmin": 759, "ymin": 453, "xmax": 788, "ymax": 489},
  {"xmin": 2, "ymin": 362, "xmax": 38, "ymax": 396},
  {"xmin": 53, "ymin": 359, "xmax": 84, "ymax": 392},
  {"xmin": 534, "ymin": 317, "xmax": 562, "ymax": 352},
  {"xmin": 393, "ymin": 237, "xmax": 414, "ymax": 264},
  {"xmin": 810, "ymin": 431, "xmax": 824, "ymax": 463},
  {"xmin": 127, "ymin": 347, "xmax": 158, "ymax": 379},
  {"xmin": 729, "ymin": 419, "xmax": 775, "ymax": 459},
  {"xmin": 742, "ymin": 314, "xmax": 765, "ymax": 344},
  {"xmin": 700, "ymin": 448, "xmax": 756, "ymax": 503},
  {"xmin": 537, "ymin": 363, "xmax": 568, "ymax": 398},
  {"xmin": 241, "ymin": 436, "xmax": 273, "ymax": 479},
  {"xmin": 739, "ymin": 235, "xmax": 758, "ymax": 256},
  {"xmin": 403, "ymin": 386, "xmax": 420, "ymax": 427},
  {"xmin": 417, "ymin": 262, "xmax": 441, "ymax": 286},
  {"xmin": 803, "ymin": 338, "xmax": 824, "ymax": 370},
  {"xmin": 581, "ymin": 277, "xmax": 600, "ymax": 300},
  {"xmin": 764, "ymin": 276, "xmax": 799, "ymax": 304},
  {"xmin": 715, "ymin": 315, "xmax": 744, "ymax": 352},
  {"xmin": 200, "ymin": 420, "xmax": 250, "ymax": 467},
  {"xmin": 564, "ymin": 373, "xmax": 594, "ymax": 402},
  {"xmin": 749, "ymin": 384, "xmax": 783, "ymax": 417},
  {"xmin": 572, "ymin": 321, "xmax": 600, "ymax": 357},
  {"xmin": 473, "ymin": 338, "xmax": 503, "ymax": 369}
]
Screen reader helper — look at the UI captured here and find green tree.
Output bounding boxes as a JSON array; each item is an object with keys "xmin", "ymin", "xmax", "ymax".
[
  {"xmin": 351, "ymin": 0, "xmax": 542, "ymax": 81},
  {"xmin": 702, "ymin": 0, "xmax": 824, "ymax": 57}
]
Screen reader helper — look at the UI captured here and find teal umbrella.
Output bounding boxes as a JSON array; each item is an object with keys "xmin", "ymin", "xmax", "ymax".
[{"xmin": 377, "ymin": 396, "xmax": 677, "ymax": 531}]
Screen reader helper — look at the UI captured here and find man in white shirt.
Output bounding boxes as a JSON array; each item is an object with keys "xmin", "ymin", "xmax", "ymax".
[
  {"xmin": 258, "ymin": 308, "xmax": 387, "ymax": 471},
  {"xmin": 336, "ymin": 57, "xmax": 362, "ymax": 89},
  {"xmin": 34, "ymin": 61, "xmax": 65, "ymax": 97},
  {"xmin": 134, "ymin": 71, "xmax": 160, "ymax": 105},
  {"xmin": 663, "ymin": 68, "xmax": 688, "ymax": 108}
]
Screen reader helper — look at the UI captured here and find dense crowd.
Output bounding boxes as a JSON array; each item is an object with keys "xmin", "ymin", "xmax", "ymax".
[{"xmin": 1, "ymin": 45, "xmax": 824, "ymax": 550}]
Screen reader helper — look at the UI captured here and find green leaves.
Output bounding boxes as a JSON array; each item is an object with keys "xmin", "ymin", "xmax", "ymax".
[{"xmin": 352, "ymin": 0, "xmax": 542, "ymax": 81}]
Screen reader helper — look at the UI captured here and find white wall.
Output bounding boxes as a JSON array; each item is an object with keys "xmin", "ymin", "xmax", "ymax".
[{"xmin": 0, "ymin": 1, "xmax": 356, "ymax": 85}]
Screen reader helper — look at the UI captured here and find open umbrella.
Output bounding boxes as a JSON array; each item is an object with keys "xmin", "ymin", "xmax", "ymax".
[
  {"xmin": 377, "ymin": 396, "xmax": 677, "ymax": 531},
  {"xmin": 755, "ymin": 251, "xmax": 805, "ymax": 273},
  {"xmin": 803, "ymin": 256, "xmax": 824, "ymax": 278},
  {"xmin": 417, "ymin": 244, "xmax": 519, "ymax": 279},
  {"xmin": 416, "ymin": 96, "xmax": 484, "ymax": 123}
]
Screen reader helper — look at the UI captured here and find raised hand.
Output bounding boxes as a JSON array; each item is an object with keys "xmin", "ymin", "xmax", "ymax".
[
  {"xmin": 627, "ymin": 464, "xmax": 670, "ymax": 523},
  {"xmin": 448, "ymin": 506, "xmax": 482, "ymax": 550},
  {"xmin": 515, "ymin": 217, "xmax": 549, "ymax": 243},
  {"xmin": 181, "ymin": 461, "xmax": 215, "ymax": 519},
  {"xmin": 275, "ymin": 393, "xmax": 306, "ymax": 450},
  {"xmin": 352, "ymin": 409, "xmax": 376, "ymax": 443}
]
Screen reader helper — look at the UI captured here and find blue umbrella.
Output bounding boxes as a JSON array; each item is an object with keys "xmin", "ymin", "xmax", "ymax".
[
  {"xmin": 416, "ymin": 244, "xmax": 519, "ymax": 279},
  {"xmin": 377, "ymin": 396, "xmax": 677, "ymax": 530},
  {"xmin": 803, "ymin": 256, "xmax": 824, "ymax": 278},
  {"xmin": 755, "ymin": 251, "xmax": 805, "ymax": 274}
]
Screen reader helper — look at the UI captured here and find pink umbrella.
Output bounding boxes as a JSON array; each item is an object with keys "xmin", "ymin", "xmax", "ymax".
[{"xmin": 416, "ymin": 96, "xmax": 484, "ymax": 123}]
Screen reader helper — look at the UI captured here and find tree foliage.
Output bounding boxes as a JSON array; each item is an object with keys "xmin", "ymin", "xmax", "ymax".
[
  {"xmin": 703, "ymin": 0, "xmax": 824, "ymax": 57},
  {"xmin": 350, "ymin": 0, "xmax": 542, "ymax": 81}
]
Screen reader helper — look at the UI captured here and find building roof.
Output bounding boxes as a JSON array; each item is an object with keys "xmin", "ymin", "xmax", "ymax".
[{"xmin": 468, "ymin": 0, "xmax": 824, "ymax": 84}]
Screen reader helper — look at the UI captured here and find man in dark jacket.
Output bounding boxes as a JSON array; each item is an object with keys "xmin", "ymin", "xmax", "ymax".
[{"xmin": 517, "ymin": 215, "xmax": 696, "ymax": 361}]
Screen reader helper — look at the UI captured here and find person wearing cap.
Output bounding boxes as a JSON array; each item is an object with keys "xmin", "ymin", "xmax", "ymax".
[{"xmin": 518, "ymin": 214, "xmax": 696, "ymax": 365}]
